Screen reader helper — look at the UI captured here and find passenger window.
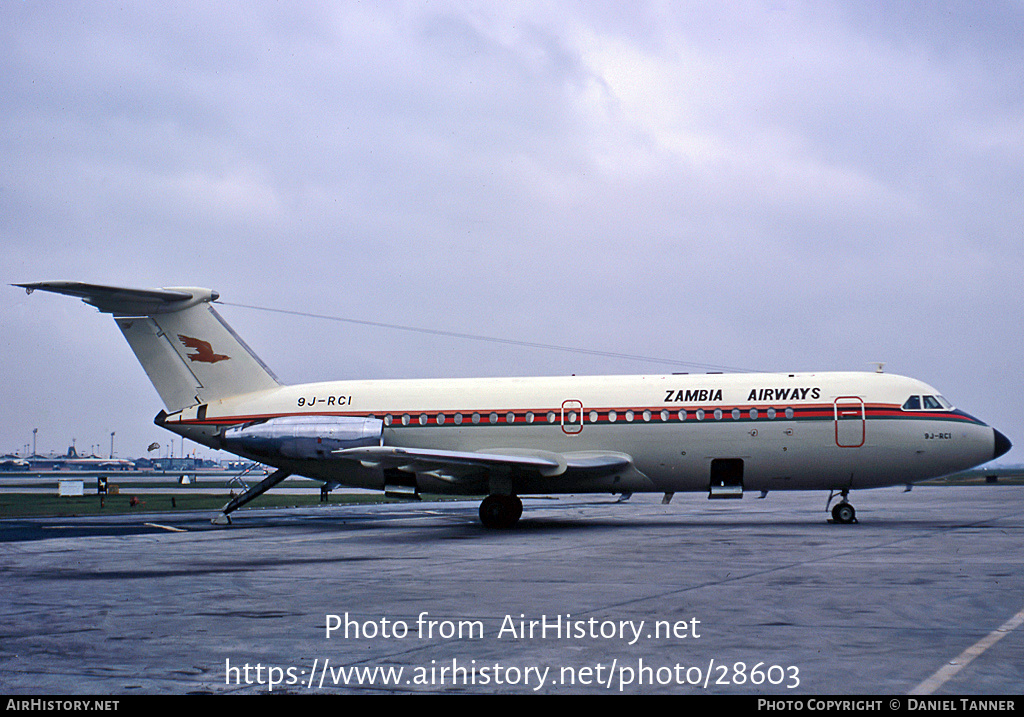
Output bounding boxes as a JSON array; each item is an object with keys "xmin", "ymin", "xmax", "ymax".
[{"xmin": 902, "ymin": 396, "xmax": 921, "ymax": 410}]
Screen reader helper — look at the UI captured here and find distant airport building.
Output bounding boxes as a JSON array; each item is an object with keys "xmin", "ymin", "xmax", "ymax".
[
  {"xmin": 18, "ymin": 446, "xmax": 136, "ymax": 471},
  {"xmin": 133, "ymin": 456, "xmax": 222, "ymax": 471}
]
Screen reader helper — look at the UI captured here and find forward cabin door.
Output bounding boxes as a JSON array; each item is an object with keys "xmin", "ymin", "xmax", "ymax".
[{"xmin": 834, "ymin": 396, "xmax": 866, "ymax": 448}]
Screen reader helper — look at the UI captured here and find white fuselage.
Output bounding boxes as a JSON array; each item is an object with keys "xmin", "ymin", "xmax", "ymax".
[
  {"xmin": 20, "ymin": 281, "xmax": 1009, "ymax": 526},
  {"xmin": 161, "ymin": 370, "xmax": 999, "ymax": 496}
]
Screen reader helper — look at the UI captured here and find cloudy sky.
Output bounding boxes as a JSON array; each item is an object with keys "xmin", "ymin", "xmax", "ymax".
[{"xmin": 2, "ymin": 1, "xmax": 1022, "ymax": 464}]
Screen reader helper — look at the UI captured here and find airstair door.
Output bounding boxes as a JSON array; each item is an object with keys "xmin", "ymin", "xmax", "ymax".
[{"xmin": 708, "ymin": 458, "xmax": 744, "ymax": 499}]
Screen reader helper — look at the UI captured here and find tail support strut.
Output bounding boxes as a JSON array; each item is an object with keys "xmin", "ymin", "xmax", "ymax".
[{"xmin": 212, "ymin": 468, "xmax": 291, "ymax": 525}]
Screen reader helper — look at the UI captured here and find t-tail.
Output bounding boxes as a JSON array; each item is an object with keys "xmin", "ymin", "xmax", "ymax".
[{"xmin": 15, "ymin": 282, "xmax": 280, "ymax": 411}]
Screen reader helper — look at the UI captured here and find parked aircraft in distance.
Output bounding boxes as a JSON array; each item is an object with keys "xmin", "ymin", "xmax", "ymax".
[{"xmin": 16, "ymin": 281, "xmax": 1011, "ymax": 528}]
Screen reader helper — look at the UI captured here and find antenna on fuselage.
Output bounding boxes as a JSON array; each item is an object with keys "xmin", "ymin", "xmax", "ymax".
[{"xmin": 872, "ymin": 362, "xmax": 885, "ymax": 374}]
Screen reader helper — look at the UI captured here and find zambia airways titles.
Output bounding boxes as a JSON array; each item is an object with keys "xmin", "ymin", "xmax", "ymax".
[{"xmin": 664, "ymin": 387, "xmax": 822, "ymax": 403}]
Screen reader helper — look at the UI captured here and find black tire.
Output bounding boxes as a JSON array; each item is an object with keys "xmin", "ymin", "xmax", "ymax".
[
  {"xmin": 832, "ymin": 502, "xmax": 856, "ymax": 524},
  {"xmin": 479, "ymin": 494, "xmax": 521, "ymax": 529}
]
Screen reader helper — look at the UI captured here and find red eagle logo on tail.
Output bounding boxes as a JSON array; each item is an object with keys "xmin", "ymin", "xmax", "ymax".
[{"xmin": 178, "ymin": 335, "xmax": 231, "ymax": 363}]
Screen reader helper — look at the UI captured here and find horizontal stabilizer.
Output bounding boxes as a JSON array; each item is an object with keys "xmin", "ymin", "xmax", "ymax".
[{"xmin": 16, "ymin": 281, "xmax": 214, "ymax": 315}]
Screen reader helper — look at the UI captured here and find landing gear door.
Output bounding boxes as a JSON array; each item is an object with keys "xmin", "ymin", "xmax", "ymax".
[{"xmin": 834, "ymin": 396, "xmax": 865, "ymax": 448}]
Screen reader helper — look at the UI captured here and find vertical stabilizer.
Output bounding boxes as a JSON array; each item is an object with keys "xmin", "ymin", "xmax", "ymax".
[{"xmin": 17, "ymin": 281, "xmax": 280, "ymax": 410}]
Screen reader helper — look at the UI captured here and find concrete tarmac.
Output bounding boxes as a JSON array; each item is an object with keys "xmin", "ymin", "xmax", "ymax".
[{"xmin": 1, "ymin": 486, "xmax": 1022, "ymax": 695}]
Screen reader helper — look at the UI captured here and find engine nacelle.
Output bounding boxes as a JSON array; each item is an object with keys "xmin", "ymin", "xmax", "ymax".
[{"xmin": 222, "ymin": 415, "xmax": 383, "ymax": 460}]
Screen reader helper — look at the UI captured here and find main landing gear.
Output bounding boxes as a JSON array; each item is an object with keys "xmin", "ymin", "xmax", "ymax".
[
  {"xmin": 479, "ymin": 494, "xmax": 523, "ymax": 529},
  {"xmin": 827, "ymin": 489, "xmax": 857, "ymax": 524}
]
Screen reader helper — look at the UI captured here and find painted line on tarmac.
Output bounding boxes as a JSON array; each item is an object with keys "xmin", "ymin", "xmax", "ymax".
[
  {"xmin": 143, "ymin": 522, "xmax": 188, "ymax": 533},
  {"xmin": 910, "ymin": 604, "xmax": 1024, "ymax": 695}
]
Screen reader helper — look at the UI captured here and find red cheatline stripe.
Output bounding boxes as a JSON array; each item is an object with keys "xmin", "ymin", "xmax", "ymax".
[{"xmin": 180, "ymin": 403, "xmax": 983, "ymax": 427}]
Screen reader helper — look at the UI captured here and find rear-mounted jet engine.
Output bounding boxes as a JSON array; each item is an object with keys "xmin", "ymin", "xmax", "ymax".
[{"xmin": 222, "ymin": 415, "xmax": 383, "ymax": 460}]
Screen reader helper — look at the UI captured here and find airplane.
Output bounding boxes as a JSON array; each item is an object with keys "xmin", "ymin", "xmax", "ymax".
[{"xmin": 15, "ymin": 281, "xmax": 1012, "ymax": 528}]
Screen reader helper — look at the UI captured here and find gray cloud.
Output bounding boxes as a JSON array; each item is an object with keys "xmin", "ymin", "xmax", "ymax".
[{"xmin": 3, "ymin": 1, "xmax": 1021, "ymax": 460}]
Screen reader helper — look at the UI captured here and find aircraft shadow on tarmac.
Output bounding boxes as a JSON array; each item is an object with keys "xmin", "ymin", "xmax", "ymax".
[{"xmin": 2, "ymin": 493, "xmax": 1011, "ymax": 543}]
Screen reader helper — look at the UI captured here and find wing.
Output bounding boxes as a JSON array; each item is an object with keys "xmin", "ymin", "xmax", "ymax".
[{"xmin": 333, "ymin": 445, "xmax": 638, "ymax": 484}]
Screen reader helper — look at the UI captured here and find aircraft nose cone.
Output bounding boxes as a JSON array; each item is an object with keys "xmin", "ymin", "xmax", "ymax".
[{"xmin": 993, "ymin": 428, "xmax": 1012, "ymax": 460}]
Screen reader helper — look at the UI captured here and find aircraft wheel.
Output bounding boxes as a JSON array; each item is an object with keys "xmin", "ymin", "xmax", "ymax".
[
  {"xmin": 511, "ymin": 494, "xmax": 523, "ymax": 522},
  {"xmin": 831, "ymin": 502, "xmax": 857, "ymax": 524},
  {"xmin": 479, "ymin": 494, "xmax": 522, "ymax": 529}
]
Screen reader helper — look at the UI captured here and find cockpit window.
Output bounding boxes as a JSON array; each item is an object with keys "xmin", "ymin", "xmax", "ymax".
[{"xmin": 903, "ymin": 395, "xmax": 952, "ymax": 411}]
